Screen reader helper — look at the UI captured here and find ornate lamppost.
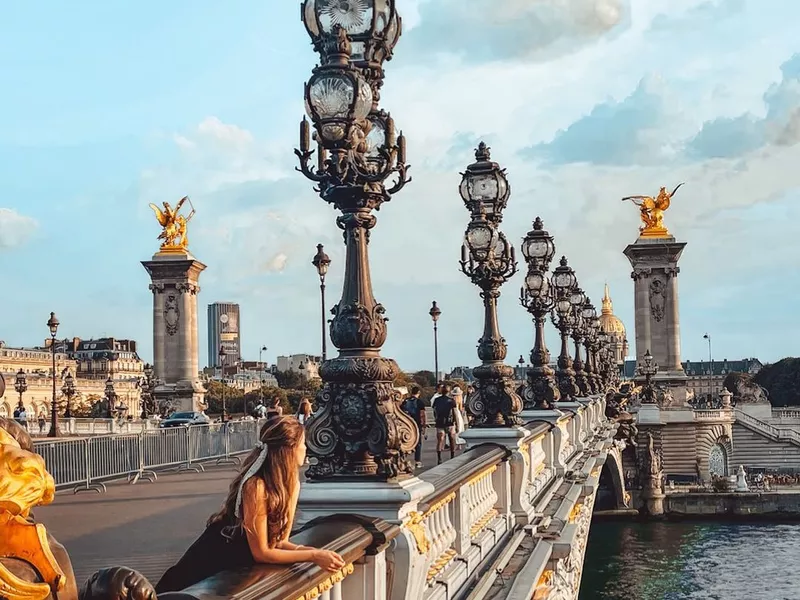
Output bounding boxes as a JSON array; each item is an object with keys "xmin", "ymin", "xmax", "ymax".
[
  {"xmin": 580, "ymin": 299, "xmax": 599, "ymax": 395},
  {"xmin": 637, "ymin": 349, "xmax": 659, "ymax": 404},
  {"xmin": 14, "ymin": 368, "xmax": 27, "ymax": 411},
  {"xmin": 429, "ymin": 301, "xmax": 441, "ymax": 383},
  {"xmin": 569, "ymin": 288, "xmax": 590, "ymax": 397},
  {"xmin": 139, "ymin": 363, "xmax": 157, "ymax": 418},
  {"xmin": 551, "ymin": 257, "xmax": 579, "ymax": 401},
  {"xmin": 520, "ymin": 218, "xmax": 559, "ymax": 410},
  {"xmin": 61, "ymin": 371, "xmax": 76, "ymax": 419},
  {"xmin": 258, "ymin": 345, "xmax": 268, "ymax": 406},
  {"xmin": 218, "ymin": 346, "xmax": 228, "ymax": 424},
  {"xmin": 458, "ymin": 143, "xmax": 521, "ymax": 426},
  {"xmin": 104, "ymin": 376, "xmax": 118, "ymax": 419},
  {"xmin": 295, "ymin": 1, "xmax": 418, "ymax": 480},
  {"xmin": 312, "ymin": 244, "xmax": 332, "ymax": 361},
  {"xmin": 46, "ymin": 312, "xmax": 60, "ymax": 438}
]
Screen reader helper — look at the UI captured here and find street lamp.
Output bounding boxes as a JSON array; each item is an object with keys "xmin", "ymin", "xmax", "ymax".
[
  {"xmin": 295, "ymin": 2, "xmax": 417, "ymax": 480},
  {"xmin": 581, "ymin": 299, "xmax": 600, "ymax": 395},
  {"xmin": 46, "ymin": 312, "xmax": 60, "ymax": 438},
  {"xmin": 429, "ymin": 301, "xmax": 441, "ymax": 383},
  {"xmin": 61, "ymin": 371, "xmax": 76, "ymax": 418},
  {"xmin": 568, "ymin": 287, "xmax": 591, "ymax": 397},
  {"xmin": 218, "ymin": 346, "xmax": 227, "ymax": 424},
  {"xmin": 703, "ymin": 333, "xmax": 713, "ymax": 400},
  {"xmin": 14, "ymin": 369, "xmax": 27, "ymax": 411},
  {"xmin": 258, "ymin": 345, "xmax": 268, "ymax": 405},
  {"xmin": 104, "ymin": 376, "xmax": 118, "ymax": 419},
  {"xmin": 520, "ymin": 218, "xmax": 559, "ymax": 410},
  {"xmin": 551, "ymin": 257, "xmax": 580, "ymax": 401},
  {"xmin": 140, "ymin": 363, "xmax": 156, "ymax": 418},
  {"xmin": 637, "ymin": 349, "xmax": 659, "ymax": 404},
  {"xmin": 458, "ymin": 143, "xmax": 521, "ymax": 426},
  {"xmin": 312, "ymin": 244, "xmax": 332, "ymax": 361}
]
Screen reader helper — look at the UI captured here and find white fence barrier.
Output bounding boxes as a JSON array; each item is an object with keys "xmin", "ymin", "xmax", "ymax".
[{"xmin": 33, "ymin": 420, "xmax": 265, "ymax": 493}]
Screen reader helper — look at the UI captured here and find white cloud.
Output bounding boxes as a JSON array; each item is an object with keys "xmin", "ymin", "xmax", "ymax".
[{"xmin": 0, "ymin": 208, "xmax": 37, "ymax": 249}]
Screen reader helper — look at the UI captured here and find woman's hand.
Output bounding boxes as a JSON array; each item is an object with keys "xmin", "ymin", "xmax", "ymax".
[{"xmin": 312, "ymin": 549, "xmax": 345, "ymax": 572}]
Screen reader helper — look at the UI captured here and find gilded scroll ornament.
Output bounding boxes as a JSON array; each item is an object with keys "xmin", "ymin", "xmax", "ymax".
[
  {"xmin": 622, "ymin": 183, "xmax": 684, "ymax": 238},
  {"xmin": 404, "ymin": 511, "xmax": 431, "ymax": 555},
  {"xmin": 149, "ymin": 196, "xmax": 195, "ymax": 252}
]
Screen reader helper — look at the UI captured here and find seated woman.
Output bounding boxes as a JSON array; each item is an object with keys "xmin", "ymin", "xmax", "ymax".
[{"xmin": 155, "ymin": 416, "xmax": 344, "ymax": 593}]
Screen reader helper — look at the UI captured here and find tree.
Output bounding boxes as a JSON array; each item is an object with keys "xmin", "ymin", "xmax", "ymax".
[
  {"xmin": 205, "ymin": 380, "xmax": 245, "ymax": 416},
  {"xmin": 244, "ymin": 386, "xmax": 290, "ymax": 414},
  {"xmin": 753, "ymin": 358, "xmax": 800, "ymax": 406},
  {"xmin": 412, "ymin": 370, "xmax": 436, "ymax": 389},
  {"xmin": 274, "ymin": 370, "xmax": 303, "ymax": 389},
  {"xmin": 393, "ymin": 371, "xmax": 414, "ymax": 388}
]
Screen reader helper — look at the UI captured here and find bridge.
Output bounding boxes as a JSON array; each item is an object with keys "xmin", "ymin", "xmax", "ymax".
[{"xmin": 15, "ymin": 395, "xmax": 625, "ymax": 600}]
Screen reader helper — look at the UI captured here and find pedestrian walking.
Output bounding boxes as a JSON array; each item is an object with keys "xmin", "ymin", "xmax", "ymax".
[
  {"xmin": 38, "ymin": 412, "xmax": 46, "ymax": 434},
  {"xmin": 401, "ymin": 385, "xmax": 427, "ymax": 468},
  {"xmin": 18, "ymin": 406, "xmax": 28, "ymax": 430},
  {"xmin": 432, "ymin": 383, "xmax": 457, "ymax": 465},
  {"xmin": 296, "ymin": 398, "xmax": 312, "ymax": 426},
  {"xmin": 451, "ymin": 386, "xmax": 467, "ymax": 449},
  {"xmin": 265, "ymin": 397, "xmax": 283, "ymax": 421}
]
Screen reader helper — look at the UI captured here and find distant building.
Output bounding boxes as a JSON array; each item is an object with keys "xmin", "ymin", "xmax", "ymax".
[
  {"xmin": 447, "ymin": 367, "xmax": 474, "ymax": 383},
  {"xmin": 53, "ymin": 337, "xmax": 144, "ymax": 382},
  {"xmin": 208, "ymin": 302, "xmax": 241, "ymax": 368},
  {"xmin": 597, "ymin": 284, "xmax": 629, "ymax": 366},
  {"xmin": 623, "ymin": 357, "xmax": 763, "ymax": 398},
  {"xmin": 276, "ymin": 354, "xmax": 321, "ymax": 380}
]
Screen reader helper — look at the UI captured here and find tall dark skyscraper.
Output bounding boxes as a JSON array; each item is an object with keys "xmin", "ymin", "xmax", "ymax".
[{"xmin": 208, "ymin": 302, "xmax": 241, "ymax": 368}]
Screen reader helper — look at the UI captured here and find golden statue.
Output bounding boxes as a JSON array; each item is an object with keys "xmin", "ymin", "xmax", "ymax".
[
  {"xmin": 622, "ymin": 183, "xmax": 684, "ymax": 238},
  {"xmin": 0, "ymin": 419, "xmax": 76, "ymax": 600},
  {"xmin": 149, "ymin": 196, "xmax": 195, "ymax": 252}
]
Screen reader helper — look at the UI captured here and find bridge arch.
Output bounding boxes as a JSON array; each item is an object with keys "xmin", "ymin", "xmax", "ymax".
[
  {"xmin": 596, "ymin": 447, "xmax": 627, "ymax": 510},
  {"xmin": 697, "ymin": 424, "xmax": 733, "ymax": 480}
]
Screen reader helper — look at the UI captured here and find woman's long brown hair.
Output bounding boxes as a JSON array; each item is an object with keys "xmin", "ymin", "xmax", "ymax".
[{"xmin": 208, "ymin": 416, "xmax": 304, "ymax": 546}]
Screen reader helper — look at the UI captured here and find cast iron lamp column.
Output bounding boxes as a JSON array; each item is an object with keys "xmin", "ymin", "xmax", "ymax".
[
  {"xmin": 429, "ymin": 301, "xmax": 442, "ymax": 383},
  {"xmin": 550, "ymin": 257, "xmax": 580, "ymax": 402},
  {"xmin": 258, "ymin": 345, "xmax": 267, "ymax": 406},
  {"xmin": 61, "ymin": 371, "xmax": 76, "ymax": 418},
  {"xmin": 218, "ymin": 346, "xmax": 227, "ymax": 423},
  {"xmin": 104, "ymin": 376, "xmax": 118, "ymax": 420},
  {"xmin": 458, "ymin": 143, "xmax": 521, "ymax": 426},
  {"xmin": 637, "ymin": 349, "xmax": 659, "ymax": 404},
  {"xmin": 46, "ymin": 312, "xmax": 60, "ymax": 438},
  {"xmin": 295, "ymin": 2, "xmax": 417, "ymax": 480},
  {"xmin": 569, "ymin": 288, "xmax": 590, "ymax": 397},
  {"xmin": 312, "ymin": 244, "xmax": 332, "ymax": 361},
  {"xmin": 520, "ymin": 218, "xmax": 560, "ymax": 410},
  {"xmin": 580, "ymin": 299, "xmax": 599, "ymax": 395},
  {"xmin": 140, "ymin": 363, "xmax": 156, "ymax": 418},
  {"xmin": 14, "ymin": 369, "xmax": 27, "ymax": 411}
]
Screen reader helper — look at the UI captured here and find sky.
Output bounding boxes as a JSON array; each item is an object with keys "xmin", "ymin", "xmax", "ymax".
[{"xmin": 0, "ymin": 0, "xmax": 798, "ymax": 372}]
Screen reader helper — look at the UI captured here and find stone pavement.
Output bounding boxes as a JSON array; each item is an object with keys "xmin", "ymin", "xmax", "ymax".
[{"xmin": 35, "ymin": 441, "xmax": 453, "ymax": 587}]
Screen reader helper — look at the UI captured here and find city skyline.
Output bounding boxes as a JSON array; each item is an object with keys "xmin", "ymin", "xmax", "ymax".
[{"xmin": 1, "ymin": 0, "xmax": 798, "ymax": 370}]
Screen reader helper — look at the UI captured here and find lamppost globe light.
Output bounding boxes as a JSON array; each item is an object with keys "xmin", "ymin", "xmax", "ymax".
[
  {"xmin": 312, "ymin": 243, "xmax": 331, "ymax": 277},
  {"xmin": 14, "ymin": 369, "xmax": 27, "ymax": 393},
  {"xmin": 47, "ymin": 312, "xmax": 60, "ymax": 337},
  {"xmin": 551, "ymin": 256, "xmax": 577, "ymax": 294},
  {"xmin": 458, "ymin": 142, "xmax": 510, "ymax": 223},
  {"xmin": 429, "ymin": 301, "xmax": 441, "ymax": 322},
  {"xmin": 521, "ymin": 218, "xmax": 556, "ymax": 270},
  {"xmin": 144, "ymin": 363, "xmax": 154, "ymax": 379},
  {"xmin": 569, "ymin": 287, "xmax": 586, "ymax": 309}
]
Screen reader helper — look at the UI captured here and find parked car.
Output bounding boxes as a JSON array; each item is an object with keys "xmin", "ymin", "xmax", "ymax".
[{"xmin": 158, "ymin": 411, "xmax": 210, "ymax": 428}]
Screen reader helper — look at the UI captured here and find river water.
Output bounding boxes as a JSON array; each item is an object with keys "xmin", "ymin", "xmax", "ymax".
[{"xmin": 580, "ymin": 521, "xmax": 800, "ymax": 600}]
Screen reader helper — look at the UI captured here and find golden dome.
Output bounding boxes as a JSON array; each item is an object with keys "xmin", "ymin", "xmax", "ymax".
[{"xmin": 599, "ymin": 283, "xmax": 626, "ymax": 335}]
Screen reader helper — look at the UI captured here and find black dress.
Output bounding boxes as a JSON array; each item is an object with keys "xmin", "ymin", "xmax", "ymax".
[{"xmin": 155, "ymin": 517, "xmax": 254, "ymax": 593}]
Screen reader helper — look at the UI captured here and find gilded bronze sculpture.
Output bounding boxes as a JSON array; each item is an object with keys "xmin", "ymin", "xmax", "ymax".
[
  {"xmin": 148, "ymin": 197, "xmax": 195, "ymax": 251},
  {"xmin": 622, "ymin": 183, "xmax": 684, "ymax": 238}
]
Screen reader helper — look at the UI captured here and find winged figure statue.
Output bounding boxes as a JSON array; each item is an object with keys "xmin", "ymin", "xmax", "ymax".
[
  {"xmin": 148, "ymin": 197, "xmax": 195, "ymax": 250},
  {"xmin": 622, "ymin": 183, "xmax": 684, "ymax": 236}
]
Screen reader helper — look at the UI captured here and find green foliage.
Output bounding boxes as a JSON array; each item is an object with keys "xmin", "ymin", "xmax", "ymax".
[
  {"xmin": 274, "ymin": 370, "xmax": 303, "ymax": 389},
  {"xmin": 205, "ymin": 380, "xmax": 245, "ymax": 415},
  {"xmin": 712, "ymin": 477, "xmax": 731, "ymax": 492},
  {"xmin": 753, "ymin": 358, "xmax": 800, "ymax": 406},
  {"xmin": 412, "ymin": 370, "xmax": 436, "ymax": 389},
  {"xmin": 393, "ymin": 371, "xmax": 414, "ymax": 387}
]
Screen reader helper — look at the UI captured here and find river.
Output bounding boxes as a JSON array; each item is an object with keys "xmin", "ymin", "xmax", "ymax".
[{"xmin": 580, "ymin": 521, "xmax": 800, "ymax": 600}]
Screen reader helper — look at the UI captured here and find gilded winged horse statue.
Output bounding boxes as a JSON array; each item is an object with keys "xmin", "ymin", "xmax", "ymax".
[
  {"xmin": 148, "ymin": 197, "xmax": 195, "ymax": 251},
  {"xmin": 622, "ymin": 183, "xmax": 684, "ymax": 237}
]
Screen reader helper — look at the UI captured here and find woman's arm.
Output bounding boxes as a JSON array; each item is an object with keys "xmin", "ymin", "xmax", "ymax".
[{"xmin": 241, "ymin": 478, "xmax": 344, "ymax": 570}]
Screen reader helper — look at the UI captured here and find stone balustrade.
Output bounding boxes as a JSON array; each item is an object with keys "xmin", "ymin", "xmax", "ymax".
[{"xmin": 68, "ymin": 396, "xmax": 618, "ymax": 600}]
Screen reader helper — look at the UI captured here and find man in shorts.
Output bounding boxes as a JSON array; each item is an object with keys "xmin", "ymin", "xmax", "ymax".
[{"xmin": 432, "ymin": 382, "xmax": 457, "ymax": 464}]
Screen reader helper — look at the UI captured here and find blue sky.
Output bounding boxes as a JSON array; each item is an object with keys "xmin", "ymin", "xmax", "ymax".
[{"xmin": 1, "ymin": 0, "xmax": 798, "ymax": 372}]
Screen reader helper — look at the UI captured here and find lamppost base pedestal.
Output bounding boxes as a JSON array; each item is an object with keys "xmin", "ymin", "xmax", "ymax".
[{"xmin": 519, "ymin": 408, "xmax": 564, "ymax": 424}]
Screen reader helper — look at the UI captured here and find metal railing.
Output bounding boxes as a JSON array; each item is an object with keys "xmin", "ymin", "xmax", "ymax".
[
  {"xmin": 33, "ymin": 420, "xmax": 265, "ymax": 493},
  {"xmin": 735, "ymin": 409, "xmax": 800, "ymax": 446}
]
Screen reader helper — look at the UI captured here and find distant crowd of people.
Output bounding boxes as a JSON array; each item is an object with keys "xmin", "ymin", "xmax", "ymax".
[{"xmin": 11, "ymin": 404, "xmax": 48, "ymax": 434}]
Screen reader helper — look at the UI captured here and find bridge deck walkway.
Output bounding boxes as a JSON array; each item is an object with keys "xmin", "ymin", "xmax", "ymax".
[{"xmin": 35, "ymin": 443, "xmax": 449, "ymax": 587}]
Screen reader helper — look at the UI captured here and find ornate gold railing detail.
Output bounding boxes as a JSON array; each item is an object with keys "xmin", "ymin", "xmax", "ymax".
[
  {"xmin": 466, "ymin": 464, "xmax": 497, "ymax": 488},
  {"xmin": 520, "ymin": 441, "xmax": 531, "ymax": 469},
  {"xmin": 532, "ymin": 462, "xmax": 546, "ymax": 477},
  {"xmin": 469, "ymin": 508, "xmax": 498, "ymax": 536},
  {"xmin": 568, "ymin": 502, "xmax": 584, "ymax": 524},
  {"xmin": 423, "ymin": 492, "xmax": 456, "ymax": 518},
  {"xmin": 591, "ymin": 465, "xmax": 601, "ymax": 478},
  {"xmin": 404, "ymin": 511, "xmax": 431, "ymax": 555},
  {"xmin": 532, "ymin": 569, "xmax": 554, "ymax": 600},
  {"xmin": 426, "ymin": 548, "xmax": 457, "ymax": 582},
  {"xmin": 293, "ymin": 563, "xmax": 354, "ymax": 600}
]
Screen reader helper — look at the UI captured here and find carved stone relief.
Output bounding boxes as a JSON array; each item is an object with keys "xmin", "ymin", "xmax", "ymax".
[
  {"xmin": 164, "ymin": 294, "xmax": 180, "ymax": 336},
  {"xmin": 648, "ymin": 278, "xmax": 666, "ymax": 323}
]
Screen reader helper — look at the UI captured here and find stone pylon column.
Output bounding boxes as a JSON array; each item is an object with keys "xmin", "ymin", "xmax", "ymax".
[
  {"xmin": 141, "ymin": 250, "xmax": 206, "ymax": 412},
  {"xmin": 623, "ymin": 237, "xmax": 688, "ymax": 403}
]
